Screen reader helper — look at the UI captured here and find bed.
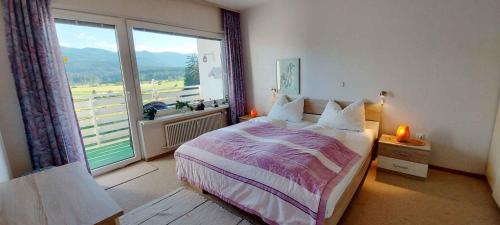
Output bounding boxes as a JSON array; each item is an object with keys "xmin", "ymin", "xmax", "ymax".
[{"xmin": 175, "ymin": 99, "xmax": 382, "ymax": 225}]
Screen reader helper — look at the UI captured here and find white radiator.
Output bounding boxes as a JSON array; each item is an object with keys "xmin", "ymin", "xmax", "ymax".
[{"xmin": 164, "ymin": 112, "xmax": 223, "ymax": 150}]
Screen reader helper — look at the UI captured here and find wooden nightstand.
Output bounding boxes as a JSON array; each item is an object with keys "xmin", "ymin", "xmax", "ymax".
[
  {"xmin": 377, "ymin": 134, "xmax": 431, "ymax": 180},
  {"xmin": 239, "ymin": 115, "xmax": 258, "ymax": 122}
]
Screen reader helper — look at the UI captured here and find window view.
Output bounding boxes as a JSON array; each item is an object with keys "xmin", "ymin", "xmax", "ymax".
[
  {"xmin": 55, "ymin": 20, "xmax": 135, "ymax": 170},
  {"xmin": 132, "ymin": 29, "xmax": 224, "ymax": 108}
]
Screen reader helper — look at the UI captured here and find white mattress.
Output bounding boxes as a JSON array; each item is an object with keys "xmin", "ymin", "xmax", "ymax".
[{"xmin": 239, "ymin": 117, "xmax": 378, "ymax": 217}]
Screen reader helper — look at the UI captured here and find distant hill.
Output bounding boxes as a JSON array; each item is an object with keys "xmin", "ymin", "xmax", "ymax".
[{"xmin": 60, "ymin": 47, "xmax": 193, "ymax": 85}]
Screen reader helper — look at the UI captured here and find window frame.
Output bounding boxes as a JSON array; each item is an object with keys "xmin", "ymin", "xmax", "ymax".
[
  {"xmin": 52, "ymin": 9, "xmax": 143, "ymax": 176},
  {"xmin": 125, "ymin": 19, "xmax": 226, "ymax": 112}
]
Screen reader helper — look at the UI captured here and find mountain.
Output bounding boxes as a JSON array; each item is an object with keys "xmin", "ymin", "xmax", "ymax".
[{"xmin": 60, "ymin": 47, "xmax": 194, "ymax": 85}]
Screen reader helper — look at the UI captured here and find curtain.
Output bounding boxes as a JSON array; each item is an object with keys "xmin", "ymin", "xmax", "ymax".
[
  {"xmin": 2, "ymin": 0, "xmax": 88, "ymax": 171},
  {"xmin": 222, "ymin": 9, "xmax": 246, "ymax": 124}
]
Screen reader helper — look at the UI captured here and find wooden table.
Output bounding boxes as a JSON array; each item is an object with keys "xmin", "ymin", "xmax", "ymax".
[{"xmin": 0, "ymin": 163, "xmax": 123, "ymax": 225}]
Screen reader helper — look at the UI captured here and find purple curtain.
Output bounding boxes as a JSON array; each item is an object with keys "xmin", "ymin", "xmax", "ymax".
[
  {"xmin": 222, "ymin": 9, "xmax": 246, "ymax": 124},
  {"xmin": 2, "ymin": 0, "xmax": 88, "ymax": 171}
]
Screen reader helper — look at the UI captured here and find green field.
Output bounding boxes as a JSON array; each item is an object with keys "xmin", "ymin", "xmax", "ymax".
[{"xmin": 70, "ymin": 79, "xmax": 185, "ymax": 98}]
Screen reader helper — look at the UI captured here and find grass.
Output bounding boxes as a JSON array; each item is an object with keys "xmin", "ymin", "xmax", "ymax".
[{"xmin": 70, "ymin": 79, "xmax": 185, "ymax": 98}]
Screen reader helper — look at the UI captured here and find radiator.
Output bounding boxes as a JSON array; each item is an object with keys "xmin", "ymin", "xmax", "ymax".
[{"xmin": 164, "ymin": 112, "xmax": 223, "ymax": 150}]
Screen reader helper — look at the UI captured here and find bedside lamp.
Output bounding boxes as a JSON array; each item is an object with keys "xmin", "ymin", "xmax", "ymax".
[
  {"xmin": 271, "ymin": 88, "xmax": 278, "ymax": 103},
  {"xmin": 396, "ymin": 125, "xmax": 410, "ymax": 142},
  {"xmin": 250, "ymin": 108, "xmax": 259, "ymax": 117}
]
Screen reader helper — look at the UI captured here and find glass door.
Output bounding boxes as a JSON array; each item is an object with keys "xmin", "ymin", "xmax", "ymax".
[{"xmin": 53, "ymin": 10, "xmax": 141, "ymax": 175}]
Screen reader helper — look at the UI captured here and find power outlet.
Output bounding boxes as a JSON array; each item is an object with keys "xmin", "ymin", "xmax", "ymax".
[
  {"xmin": 415, "ymin": 133, "xmax": 425, "ymax": 140},
  {"xmin": 338, "ymin": 81, "xmax": 345, "ymax": 87}
]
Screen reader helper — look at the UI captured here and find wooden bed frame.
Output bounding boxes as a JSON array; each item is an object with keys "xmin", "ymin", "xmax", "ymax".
[{"xmin": 184, "ymin": 98, "xmax": 382, "ymax": 225}]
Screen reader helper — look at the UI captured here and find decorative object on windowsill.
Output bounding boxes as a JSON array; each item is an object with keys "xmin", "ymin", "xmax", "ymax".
[
  {"xmin": 223, "ymin": 95, "xmax": 229, "ymax": 104},
  {"xmin": 175, "ymin": 100, "xmax": 193, "ymax": 112},
  {"xmin": 250, "ymin": 108, "xmax": 259, "ymax": 117},
  {"xmin": 194, "ymin": 99, "xmax": 205, "ymax": 111},
  {"xmin": 276, "ymin": 58, "xmax": 300, "ymax": 95},
  {"xmin": 143, "ymin": 101, "xmax": 168, "ymax": 120},
  {"xmin": 213, "ymin": 99, "xmax": 218, "ymax": 108},
  {"xmin": 144, "ymin": 108, "xmax": 157, "ymax": 120},
  {"xmin": 395, "ymin": 125, "xmax": 426, "ymax": 146}
]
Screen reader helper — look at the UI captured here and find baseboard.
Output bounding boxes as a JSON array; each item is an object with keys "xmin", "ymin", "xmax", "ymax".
[
  {"xmin": 429, "ymin": 165, "xmax": 486, "ymax": 180},
  {"xmin": 144, "ymin": 150, "xmax": 175, "ymax": 161}
]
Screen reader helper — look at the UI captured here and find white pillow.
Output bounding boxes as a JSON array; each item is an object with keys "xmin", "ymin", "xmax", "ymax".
[
  {"xmin": 268, "ymin": 95, "xmax": 304, "ymax": 122},
  {"xmin": 318, "ymin": 100, "xmax": 365, "ymax": 132}
]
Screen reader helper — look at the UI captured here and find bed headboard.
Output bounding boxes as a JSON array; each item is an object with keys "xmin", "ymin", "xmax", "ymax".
[{"xmin": 303, "ymin": 98, "xmax": 382, "ymax": 122}]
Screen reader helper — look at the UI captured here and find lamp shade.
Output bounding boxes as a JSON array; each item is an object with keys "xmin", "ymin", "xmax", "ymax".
[{"xmin": 396, "ymin": 125, "xmax": 410, "ymax": 142}]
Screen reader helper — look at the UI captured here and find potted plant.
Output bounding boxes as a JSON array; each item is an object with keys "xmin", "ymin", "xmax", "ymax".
[{"xmin": 175, "ymin": 100, "xmax": 193, "ymax": 112}]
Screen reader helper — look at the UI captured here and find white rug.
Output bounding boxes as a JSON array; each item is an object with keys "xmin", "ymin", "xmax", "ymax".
[
  {"xmin": 96, "ymin": 161, "xmax": 158, "ymax": 189},
  {"xmin": 120, "ymin": 188, "xmax": 252, "ymax": 225}
]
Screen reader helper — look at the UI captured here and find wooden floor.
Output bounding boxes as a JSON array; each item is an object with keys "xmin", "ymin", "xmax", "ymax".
[
  {"xmin": 119, "ymin": 188, "xmax": 251, "ymax": 225},
  {"xmin": 100, "ymin": 153, "xmax": 500, "ymax": 225}
]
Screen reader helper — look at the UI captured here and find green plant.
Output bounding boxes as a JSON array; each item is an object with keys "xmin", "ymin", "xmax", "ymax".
[
  {"xmin": 184, "ymin": 54, "xmax": 199, "ymax": 86},
  {"xmin": 175, "ymin": 100, "xmax": 193, "ymax": 111}
]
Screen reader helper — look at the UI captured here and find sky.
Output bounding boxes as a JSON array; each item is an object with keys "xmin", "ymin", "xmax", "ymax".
[{"xmin": 55, "ymin": 23, "xmax": 198, "ymax": 54}]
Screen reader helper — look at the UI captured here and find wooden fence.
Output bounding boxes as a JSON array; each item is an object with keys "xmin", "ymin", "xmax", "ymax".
[{"xmin": 73, "ymin": 85, "xmax": 200, "ymax": 150}]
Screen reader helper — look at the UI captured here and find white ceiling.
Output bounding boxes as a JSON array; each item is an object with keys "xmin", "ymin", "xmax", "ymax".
[{"xmin": 204, "ymin": 0, "xmax": 269, "ymax": 11}]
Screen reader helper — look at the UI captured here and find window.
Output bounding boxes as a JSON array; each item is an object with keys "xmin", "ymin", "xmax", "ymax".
[
  {"xmin": 52, "ymin": 10, "xmax": 226, "ymax": 174},
  {"xmin": 55, "ymin": 18, "xmax": 137, "ymax": 171},
  {"xmin": 131, "ymin": 28, "xmax": 225, "ymax": 108}
]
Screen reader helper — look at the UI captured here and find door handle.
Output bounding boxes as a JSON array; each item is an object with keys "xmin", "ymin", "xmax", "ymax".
[{"xmin": 393, "ymin": 164, "xmax": 409, "ymax": 170}]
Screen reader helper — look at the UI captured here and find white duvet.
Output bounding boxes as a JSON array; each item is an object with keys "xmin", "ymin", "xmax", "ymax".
[
  {"xmin": 252, "ymin": 117, "xmax": 377, "ymax": 217},
  {"xmin": 176, "ymin": 116, "xmax": 378, "ymax": 222}
]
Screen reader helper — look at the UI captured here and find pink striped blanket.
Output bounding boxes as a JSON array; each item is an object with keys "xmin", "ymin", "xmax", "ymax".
[{"xmin": 175, "ymin": 121, "xmax": 360, "ymax": 225}]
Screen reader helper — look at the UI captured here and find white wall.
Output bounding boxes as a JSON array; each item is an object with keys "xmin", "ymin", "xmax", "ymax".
[
  {"xmin": 241, "ymin": 0, "xmax": 500, "ymax": 174},
  {"xmin": 487, "ymin": 100, "xmax": 500, "ymax": 205},
  {"xmin": 0, "ymin": 0, "xmax": 222, "ymax": 177},
  {"xmin": 51, "ymin": 0, "xmax": 222, "ymax": 33}
]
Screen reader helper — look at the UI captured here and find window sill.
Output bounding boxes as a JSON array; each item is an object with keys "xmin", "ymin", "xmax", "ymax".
[{"xmin": 138, "ymin": 104, "xmax": 229, "ymax": 126}]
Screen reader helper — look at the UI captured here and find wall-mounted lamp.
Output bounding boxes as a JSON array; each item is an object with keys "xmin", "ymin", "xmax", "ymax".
[
  {"xmin": 379, "ymin": 91, "xmax": 388, "ymax": 105},
  {"xmin": 271, "ymin": 88, "xmax": 278, "ymax": 102}
]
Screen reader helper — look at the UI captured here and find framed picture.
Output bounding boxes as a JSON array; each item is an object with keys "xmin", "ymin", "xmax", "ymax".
[{"xmin": 276, "ymin": 58, "xmax": 300, "ymax": 95}]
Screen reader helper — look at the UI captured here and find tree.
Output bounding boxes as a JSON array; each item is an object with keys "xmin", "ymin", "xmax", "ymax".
[{"xmin": 184, "ymin": 54, "xmax": 199, "ymax": 86}]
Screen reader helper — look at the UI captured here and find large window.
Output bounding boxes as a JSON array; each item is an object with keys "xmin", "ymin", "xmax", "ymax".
[
  {"xmin": 131, "ymin": 28, "xmax": 225, "ymax": 107},
  {"xmin": 52, "ymin": 10, "xmax": 226, "ymax": 174}
]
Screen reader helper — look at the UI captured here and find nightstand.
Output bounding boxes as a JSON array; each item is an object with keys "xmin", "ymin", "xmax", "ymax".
[
  {"xmin": 238, "ymin": 115, "xmax": 258, "ymax": 122},
  {"xmin": 377, "ymin": 134, "xmax": 431, "ymax": 180}
]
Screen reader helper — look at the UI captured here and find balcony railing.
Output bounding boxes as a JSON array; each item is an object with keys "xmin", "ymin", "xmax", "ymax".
[{"xmin": 72, "ymin": 85, "xmax": 200, "ymax": 169}]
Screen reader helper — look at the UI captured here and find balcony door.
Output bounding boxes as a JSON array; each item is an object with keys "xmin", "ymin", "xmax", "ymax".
[{"xmin": 53, "ymin": 10, "xmax": 141, "ymax": 175}]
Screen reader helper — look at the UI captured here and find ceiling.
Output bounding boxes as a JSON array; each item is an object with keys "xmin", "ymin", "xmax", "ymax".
[{"xmin": 204, "ymin": 0, "xmax": 269, "ymax": 11}]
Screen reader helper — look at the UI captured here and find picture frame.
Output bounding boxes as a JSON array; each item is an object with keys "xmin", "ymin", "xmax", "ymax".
[{"xmin": 276, "ymin": 58, "xmax": 300, "ymax": 95}]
